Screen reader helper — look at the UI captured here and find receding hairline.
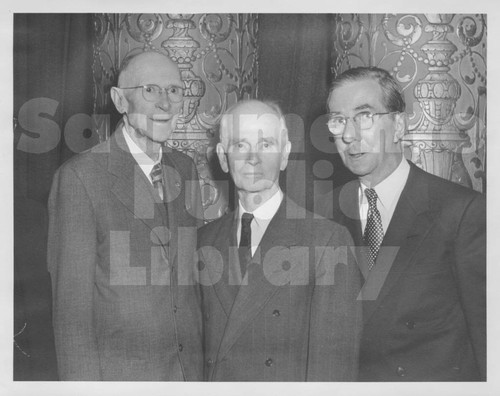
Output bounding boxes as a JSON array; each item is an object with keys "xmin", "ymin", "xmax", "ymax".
[
  {"xmin": 327, "ymin": 66, "xmax": 406, "ymax": 113},
  {"xmin": 117, "ymin": 51, "xmax": 178, "ymax": 87}
]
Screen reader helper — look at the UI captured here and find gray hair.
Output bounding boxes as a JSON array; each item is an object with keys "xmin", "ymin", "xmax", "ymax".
[{"xmin": 218, "ymin": 99, "xmax": 289, "ymax": 149}]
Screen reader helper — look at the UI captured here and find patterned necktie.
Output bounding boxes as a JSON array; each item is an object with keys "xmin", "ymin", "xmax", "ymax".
[
  {"xmin": 150, "ymin": 163, "xmax": 164, "ymax": 201},
  {"xmin": 363, "ymin": 188, "xmax": 384, "ymax": 270},
  {"xmin": 239, "ymin": 212, "xmax": 254, "ymax": 278}
]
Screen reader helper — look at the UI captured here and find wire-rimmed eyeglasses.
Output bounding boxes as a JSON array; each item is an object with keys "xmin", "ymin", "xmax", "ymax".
[
  {"xmin": 119, "ymin": 84, "xmax": 184, "ymax": 103},
  {"xmin": 326, "ymin": 111, "xmax": 399, "ymax": 137}
]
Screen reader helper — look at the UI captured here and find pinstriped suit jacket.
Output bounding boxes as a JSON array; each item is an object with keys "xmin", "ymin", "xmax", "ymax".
[{"xmin": 47, "ymin": 125, "xmax": 204, "ymax": 380}]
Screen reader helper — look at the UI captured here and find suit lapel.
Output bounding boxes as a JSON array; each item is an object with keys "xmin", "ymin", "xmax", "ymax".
[
  {"xmin": 209, "ymin": 212, "xmax": 241, "ymax": 316},
  {"xmin": 216, "ymin": 198, "xmax": 301, "ymax": 361},
  {"xmin": 161, "ymin": 153, "xmax": 183, "ymax": 264},
  {"xmin": 108, "ymin": 128, "xmax": 168, "ymax": 243},
  {"xmin": 362, "ymin": 163, "xmax": 436, "ymax": 324},
  {"xmin": 336, "ymin": 180, "xmax": 363, "ymax": 245}
]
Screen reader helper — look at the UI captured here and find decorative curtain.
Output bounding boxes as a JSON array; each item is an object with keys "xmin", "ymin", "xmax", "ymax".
[{"xmin": 14, "ymin": 13, "xmax": 94, "ymax": 380}]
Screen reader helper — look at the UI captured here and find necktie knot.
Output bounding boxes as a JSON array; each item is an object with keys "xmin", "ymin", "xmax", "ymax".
[
  {"xmin": 365, "ymin": 188, "xmax": 378, "ymax": 207},
  {"xmin": 150, "ymin": 163, "xmax": 163, "ymax": 186},
  {"xmin": 150, "ymin": 163, "xmax": 164, "ymax": 200},
  {"xmin": 241, "ymin": 212, "xmax": 254, "ymax": 229}
]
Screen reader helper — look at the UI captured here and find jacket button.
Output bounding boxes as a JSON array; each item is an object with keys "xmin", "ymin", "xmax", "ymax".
[
  {"xmin": 178, "ymin": 344, "xmax": 183, "ymax": 352},
  {"xmin": 207, "ymin": 358, "xmax": 214, "ymax": 365},
  {"xmin": 265, "ymin": 358, "xmax": 273, "ymax": 367},
  {"xmin": 173, "ymin": 305, "xmax": 178, "ymax": 313},
  {"xmin": 396, "ymin": 366, "xmax": 406, "ymax": 377},
  {"xmin": 272, "ymin": 310, "xmax": 280, "ymax": 317},
  {"xmin": 405, "ymin": 320, "xmax": 415, "ymax": 329}
]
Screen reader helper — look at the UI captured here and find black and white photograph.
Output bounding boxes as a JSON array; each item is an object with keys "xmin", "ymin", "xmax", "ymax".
[{"xmin": 4, "ymin": 1, "xmax": 498, "ymax": 395}]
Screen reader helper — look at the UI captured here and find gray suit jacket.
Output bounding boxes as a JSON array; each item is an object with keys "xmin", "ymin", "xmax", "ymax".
[
  {"xmin": 47, "ymin": 125, "xmax": 204, "ymax": 380},
  {"xmin": 198, "ymin": 197, "xmax": 361, "ymax": 381},
  {"xmin": 317, "ymin": 162, "xmax": 486, "ymax": 381}
]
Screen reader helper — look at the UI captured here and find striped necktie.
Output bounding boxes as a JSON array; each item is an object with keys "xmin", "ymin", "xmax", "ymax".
[{"xmin": 150, "ymin": 163, "xmax": 164, "ymax": 201}]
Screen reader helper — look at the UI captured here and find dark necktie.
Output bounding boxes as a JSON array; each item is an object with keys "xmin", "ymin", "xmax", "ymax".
[
  {"xmin": 150, "ymin": 163, "xmax": 164, "ymax": 201},
  {"xmin": 239, "ymin": 212, "xmax": 254, "ymax": 278},
  {"xmin": 363, "ymin": 188, "xmax": 384, "ymax": 270}
]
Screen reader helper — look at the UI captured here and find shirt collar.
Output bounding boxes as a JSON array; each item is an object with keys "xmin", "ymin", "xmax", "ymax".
[
  {"xmin": 122, "ymin": 125, "xmax": 162, "ymax": 177},
  {"xmin": 359, "ymin": 157, "xmax": 410, "ymax": 209},
  {"xmin": 238, "ymin": 189, "xmax": 283, "ymax": 226}
]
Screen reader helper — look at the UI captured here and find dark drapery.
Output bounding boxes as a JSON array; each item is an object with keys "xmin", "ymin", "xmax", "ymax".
[
  {"xmin": 13, "ymin": 13, "xmax": 94, "ymax": 380},
  {"xmin": 257, "ymin": 14, "xmax": 354, "ymax": 211}
]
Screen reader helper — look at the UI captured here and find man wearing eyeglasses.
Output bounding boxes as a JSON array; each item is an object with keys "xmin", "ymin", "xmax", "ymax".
[
  {"xmin": 316, "ymin": 66, "xmax": 486, "ymax": 381},
  {"xmin": 47, "ymin": 51, "xmax": 203, "ymax": 380}
]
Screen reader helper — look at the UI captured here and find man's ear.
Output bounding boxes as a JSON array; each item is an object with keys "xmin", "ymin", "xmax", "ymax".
[
  {"xmin": 216, "ymin": 143, "xmax": 229, "ymax": 173},
  {"xmin": 393, "ymin": 112, "xmax": 407, "ymax": 142},
  {"xmin": 110, "ymin": 87, "xmax": 128, "ymax": 114},
  {"xmin": 280, "ymin": 140, "xmax": 292, "ymax": 171}
]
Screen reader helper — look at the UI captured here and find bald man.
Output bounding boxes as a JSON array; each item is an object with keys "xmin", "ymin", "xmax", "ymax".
[
  {"xmin": 197, "ymin": 100, "xmax": 361, "ymax": 381},
  {"xmin": 47, "ymin": 52, "xmax": 203, "ymax": 380}
]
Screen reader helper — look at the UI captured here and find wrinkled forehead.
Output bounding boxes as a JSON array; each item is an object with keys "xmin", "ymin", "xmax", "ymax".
[
  {"xmin": 222, "ymin": 111, "xmax": 282, "ymax": 131},
  {"xmin": 220, "ymin": 110, "xmax": 286, "ymax": 144}
]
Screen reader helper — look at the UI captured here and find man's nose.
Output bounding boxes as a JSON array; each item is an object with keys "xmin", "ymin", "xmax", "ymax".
[
  {"xmin": 156, "ymin": 93, "xmax": 173, "ymax": 111},
  {"xmin": 341, "ymin": 118, "xmax": 358, "ymax": 144},
  {"xmin": 246, "ymin": 150, "xmax": 260, "ymax": 165}
]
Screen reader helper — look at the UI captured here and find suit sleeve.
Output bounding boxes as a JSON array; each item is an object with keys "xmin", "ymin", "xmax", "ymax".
[
  {"xmin": 453, "ymin": 193, "xmax": 486, "ymax": 379},
  {"xmin": 47, "ymin": 165, "xmax": 101, "ymax": 380}
]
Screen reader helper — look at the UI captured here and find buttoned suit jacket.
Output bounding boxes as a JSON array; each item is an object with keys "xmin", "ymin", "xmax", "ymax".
[
  {"xmin": 316, "ymin": 161, "xmax": 486, "ymax": 381},
  {"xmin": 47, "ymin": 125, "xmax": 204, "ymax": 380},
  {"xmin": 197, "ymin": 197, "xmax": 362, "ymax": 381}
]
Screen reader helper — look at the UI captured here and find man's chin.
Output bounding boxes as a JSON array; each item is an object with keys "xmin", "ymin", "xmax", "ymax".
[
  {"xmin": 238, "ymin": 180, "xmax": 277, "ymax": 194},
  {"xmin": 146, "ymin": 127, "xmax": 175, "ymax": 143}
]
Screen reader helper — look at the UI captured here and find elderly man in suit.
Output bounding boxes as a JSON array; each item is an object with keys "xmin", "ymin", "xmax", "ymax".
[
  {"xmin": 197, "ymin": 99, "xmax": 361, "ymax": 381},
  {"xmin": 47, "ymin": 51, "xmax": 203, "ymax": 380},
  {"xmin": 317, "ymin": 66, "xmax": 486, "ymax": 381}
]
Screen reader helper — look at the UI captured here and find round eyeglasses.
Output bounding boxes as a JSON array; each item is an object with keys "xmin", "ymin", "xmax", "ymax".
[
  {"xmin": 326, "ymin": 111, "xmax": 398, "ymax": 136},
  {"xmin": 119, "ymin": 84, "xmax": 184, "ymax": 103}
]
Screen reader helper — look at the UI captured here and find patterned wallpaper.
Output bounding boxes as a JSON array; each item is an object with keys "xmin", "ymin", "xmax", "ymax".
[{"xmin": 332, "ymin": 14, "xmax": 486, "ymax": 192}]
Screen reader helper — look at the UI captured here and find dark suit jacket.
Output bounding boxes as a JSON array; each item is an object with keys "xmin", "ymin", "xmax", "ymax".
[
  {"xmin": 47, "ymin": 125, "xmax": 204, "ymax": 380},
  {"xmin": 197, "ymin": 197, "xmax": 361, "ymax": 381},
  {"xmin": 316, "ymin": 161, "xmax": 486, "ymax": 381}
]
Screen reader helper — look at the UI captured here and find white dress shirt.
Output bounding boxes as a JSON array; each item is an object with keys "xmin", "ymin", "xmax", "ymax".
[
  {"xmin": 122, "ymin": 126, "xmax": 162, "ymax": 184},
  {"xmin": 359, "ymin": 158, "xmax": 410, "ymax": 234},
  {"xmin": 237, "ymin": 189, "xmax": 284, "ymax": 256}
]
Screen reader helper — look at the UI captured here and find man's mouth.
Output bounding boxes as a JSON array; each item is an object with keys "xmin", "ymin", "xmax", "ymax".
[
  {"xmin": 150, "ymin": 116, "xmax": 172, "ymax": 123},
  {"xmin": 348, "ymin": 152, "xmax": 366, "ymax": 159}
]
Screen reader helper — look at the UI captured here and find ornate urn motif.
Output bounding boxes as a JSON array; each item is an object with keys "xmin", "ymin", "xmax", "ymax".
[
  {"xmin": 92, "ymin": 14, "xmax": 259, "ymax": 219},
  {"xmin": 332, "ymin": 13, "xmax": 486, "ymax": 192}
]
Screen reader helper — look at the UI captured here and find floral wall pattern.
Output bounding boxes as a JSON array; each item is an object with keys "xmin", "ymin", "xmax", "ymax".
[
  {"xmin": 332, "ymin": 14, "xmax": 486, "ymax": 193},
  {"xmin": 92, "ymin": 14, "xmax": 259, "ymax": 219}
]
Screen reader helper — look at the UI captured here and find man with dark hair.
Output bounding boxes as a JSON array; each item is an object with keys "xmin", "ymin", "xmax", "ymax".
[
  {"xmin": 317, "ymin": 66, "xmax": 486, "ymax": 381},
  {"xmin": 197, "ymin": 99, "xmax": 361, "ymax": 381},
  {"xmin": 47, "ymin": 51, "xmax": 203, "ymax": 380}
]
